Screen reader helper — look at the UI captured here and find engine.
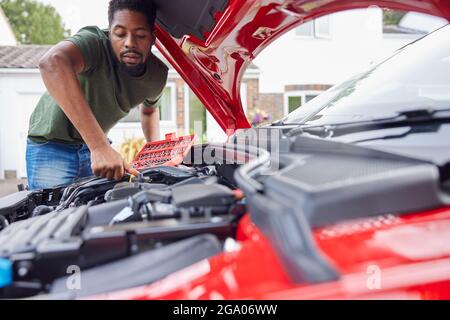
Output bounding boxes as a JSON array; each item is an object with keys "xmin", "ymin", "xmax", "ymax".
[{"xmin": 0, "ymin": 152, "xmax": 246, "ymax": 299}]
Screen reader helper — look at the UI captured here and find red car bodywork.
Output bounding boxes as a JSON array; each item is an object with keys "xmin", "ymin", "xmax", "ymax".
[
  {"xmin": 155, "ymin": 0, "xmax": 450, "ymax": 133},
  {"xmin": 96, "ymin": 0, "xmax": 450, "ymax": 300},
  {"xmin": 95, "ymin": 207, "xmax": 450, "ymax": 300}
]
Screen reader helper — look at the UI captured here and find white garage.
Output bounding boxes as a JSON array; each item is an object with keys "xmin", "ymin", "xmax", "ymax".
[{"xmin": 0, "ymin": 46, "xmax": 49, "ymax": 179}]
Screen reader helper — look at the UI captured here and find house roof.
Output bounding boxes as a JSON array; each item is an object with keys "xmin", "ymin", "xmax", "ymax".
[
  {"xmin": 0, "ymin": 45, "xmax": 50, "ymax": 68},
  {"xmin": 0, "ymin": 44, "xmax": 259, "ymax": 71}
]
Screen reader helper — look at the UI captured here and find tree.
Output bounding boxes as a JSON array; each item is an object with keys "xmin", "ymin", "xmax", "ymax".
[
  {"xmin": 0, "ymin": 0, "xmax": 69, "ymax": 45},
  {"xmin": 383, "ymin": 9, "xmax": 406, "ymax": 26}
]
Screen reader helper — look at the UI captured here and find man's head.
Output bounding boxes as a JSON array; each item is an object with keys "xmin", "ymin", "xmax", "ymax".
[{"xmin": 108, "ymin": 0, "xmax": 157, "ymax": 76}]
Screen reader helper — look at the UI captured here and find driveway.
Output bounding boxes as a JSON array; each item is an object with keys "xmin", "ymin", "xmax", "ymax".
[{"xmin": 0, "ymin": 179, "xmax": 27, "ymax": 197}]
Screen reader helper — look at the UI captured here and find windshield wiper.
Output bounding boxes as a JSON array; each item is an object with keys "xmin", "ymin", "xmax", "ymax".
[
  {"xmin": 286, "ymin": 108, "xmax": 450, "ymax": 138},
  {"xmin": 350, "ymin": 123, "xmax": 442, "ymax": 144}
]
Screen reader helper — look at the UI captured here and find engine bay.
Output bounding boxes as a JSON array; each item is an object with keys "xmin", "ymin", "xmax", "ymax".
[
  {"xmin": 1, "ymin": 133, "xmax": 449, "ymax": 299},
  {"xmin": 0, "ymin": 156, "xmax": 246, "ymax": 298}
]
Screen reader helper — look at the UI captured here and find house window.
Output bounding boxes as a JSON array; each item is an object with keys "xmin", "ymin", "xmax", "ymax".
[
  {"xmin": 296, "ymin": 16, "xmax": 331, "ymax": 39},
  {"xmin": 159, "ymin": 86, "xmax": 174, "ymax": 122},
  {"xmin": 120, "ymin": 83, "xmax": 176, "ymax": 125},
  {"xmin": 284, "ymin": 91, "xmax": 322, "ymax": 116},
  {"xmin": 241, "ymin": 82, "xmax": 248, "ymax": 115},
  {"xmin": 188, "ymin": 90, "xmax": 207, "ymax": 136},
  {"xmin": 382, "ymin": 10, "xmax": 447, "ymax": 35},
  {"xmin": 315, "ymin": 16, "xmax": 331, "ymax": 38},
  {"xmin": 383, "ymin": 9, "xmax": 406, "ymax": 27},
  {"xmin": 305, "ymin": 94, "xmax": 318, "ymax": 103},
  {"xmin": 184, "ymin": 84, "xmax": 249, "ymax": 139},
  {"xmin": 382, "ymin": 9, "xmax": 408, "ymax": 34},
  {"xmin": 295, "ymin": 21, "xmax": 314, "ymax": 37},
  {"xmin": 288, "ymin": 96, "xmax": 302, "ymax": 114}
]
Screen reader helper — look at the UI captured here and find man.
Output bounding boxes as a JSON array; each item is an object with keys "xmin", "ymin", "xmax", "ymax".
[{"xmin": 26, "ymin": 0, "xmax": 168, "ymax": 190}]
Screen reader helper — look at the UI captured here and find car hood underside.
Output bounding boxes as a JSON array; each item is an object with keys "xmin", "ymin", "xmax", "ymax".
[{"xmin": 152, "ymin": 0, "xmax": 450, "ymax": 133}]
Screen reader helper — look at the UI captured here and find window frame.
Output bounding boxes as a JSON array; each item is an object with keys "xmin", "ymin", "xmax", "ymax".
[
  {"xmin": 116, "ymin": 82, "xmax": 177, "ymax": 128},
  {"xmin": 241, "ymin": 82, "xmax": 248, "ymax": 115},
  {"xmin": 184, "ymin": 83, "xmax": 249, "ymax": 133},
  {"xmin": 295, "ymin": 16, "xmax": 332, "ymax": 40},
  {"xmin": 158, "ymin": 82, "xmax": 177, "ymax": 127},
  {"xmin": 314, "ymin": 15, "xmax": 332, "ymax": 39},
  {"xmin": 284, "ymin": 90, "xmax": 323, "ymax": 117},
  {"xmin": 295, "ymin": 20, "xmax": 315, "ymax": 39}
]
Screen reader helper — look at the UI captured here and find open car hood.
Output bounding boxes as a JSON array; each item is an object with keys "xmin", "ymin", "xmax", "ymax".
[{"xmin": 153, "ymin": 0, "xmax": 450, "ymax": 134}]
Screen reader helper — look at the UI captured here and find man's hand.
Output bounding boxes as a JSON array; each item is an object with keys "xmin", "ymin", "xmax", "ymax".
[{"xmin": 91, "ymin": 145, "xmax": 139, "ymax": 181}]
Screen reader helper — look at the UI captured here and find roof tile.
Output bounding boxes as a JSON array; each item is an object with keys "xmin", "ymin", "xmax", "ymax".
[
  {"xmin": 0, "ymin": 45, "xmax": 258, "ymax": 71},
  {"xmin": 0, "ymin": 45, "xmax": 51, "ymax": 69}
]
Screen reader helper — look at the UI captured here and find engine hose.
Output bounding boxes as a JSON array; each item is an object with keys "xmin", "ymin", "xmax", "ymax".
[
  {"xmin": 0, "ymin": 215, "xmax": 9, "ymax": 231},
  {"xmin": 128, "ymin": 191, "xmax": 158, "ymax": 216},
  {"xmin": 31, "ymin": 205, "xmax": 53, "ymax": 218}
]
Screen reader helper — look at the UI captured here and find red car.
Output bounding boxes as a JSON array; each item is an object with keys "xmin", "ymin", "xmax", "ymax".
[{"xmin": 0, "ymin": 0, "xmax": 450, "ymax": 300}]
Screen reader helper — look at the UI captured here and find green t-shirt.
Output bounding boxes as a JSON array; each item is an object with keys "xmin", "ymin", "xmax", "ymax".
[{"xmin": 28, "ymin": 26, "xmax": 169, "ymax": 144}]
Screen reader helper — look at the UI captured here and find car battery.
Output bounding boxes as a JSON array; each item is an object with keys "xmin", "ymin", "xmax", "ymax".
[{"xmin": 130, "ymin": 133, "xmax": 197, "ymax": 171}]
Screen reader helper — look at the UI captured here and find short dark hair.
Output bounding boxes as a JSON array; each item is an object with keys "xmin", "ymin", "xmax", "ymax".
[{"xmin": 108, "ymin": 0, "xmax": 157, "ymax": 30}]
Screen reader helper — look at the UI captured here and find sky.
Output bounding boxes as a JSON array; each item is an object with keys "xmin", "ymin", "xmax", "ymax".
[{"xmin": 39, "ymin": 0, "xmax": 110, "ymax": 34}]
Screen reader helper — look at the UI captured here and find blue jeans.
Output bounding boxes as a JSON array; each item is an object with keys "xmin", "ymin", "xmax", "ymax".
[{"xmin": 26, "ymin": 139, "xmax": 93, "ymax": 190}]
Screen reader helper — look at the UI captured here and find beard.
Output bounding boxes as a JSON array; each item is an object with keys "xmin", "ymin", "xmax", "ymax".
[
  {"xmin": 119, "ymin": 50, "xmax": 147, "ymax": 77},
  {"xmin": 118, "ymin": 62, "xmax": 147, "ymax": 77}
]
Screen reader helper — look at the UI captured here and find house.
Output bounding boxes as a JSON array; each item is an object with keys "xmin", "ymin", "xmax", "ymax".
[
  {"xmin": 254, "ymin": 8, "xmax": 447, "ymax": 119},
  {"xmin": 0, "ymin": 46, "xmax": 260, "ymax": 180},
  {"xmin": 0, "ymin": 6, "xmax": 446, "ymax": 180},
  {"xmin": 0, "ymin": 0, "xmax": 261, "ymax": 181}
]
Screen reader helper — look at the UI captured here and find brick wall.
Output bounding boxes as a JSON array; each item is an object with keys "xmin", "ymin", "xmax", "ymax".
[
  {"xmin": 258, "ymin": 93, "xmax": 284, "ymax": 121},
  {"xmin": 244, "ymin": 78, "xmax": 259, "ymax": 114},
  {"xmin": 173, "ymin": 78, "xmax": 185, "ymax": 131},
  {"xmin": 285, "ymin": 84, "xmax": 333, "ymax": 91},
  {"xmin": 174, "ymin": 78, "xmax": 264, "ymax": 130},
  {"xmin": 172, "ymin": 77, "xmax": 330, "ymax": 128},
  {"xmin": 244, "ymin": 78, "xmax": 284, "ymax": 122}
]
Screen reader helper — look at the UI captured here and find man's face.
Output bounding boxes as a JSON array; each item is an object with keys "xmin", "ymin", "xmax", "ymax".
[{"xmin": 110, "ymin": 9, "xmax": 154, "ymax": 75}]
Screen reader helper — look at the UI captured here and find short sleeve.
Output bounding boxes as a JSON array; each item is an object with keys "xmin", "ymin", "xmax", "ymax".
[
  {"xmin": 142, "ymin": 92, "xmax": 163, "ymax": 109},
  {"xmin": 142, "ymin": 64, "xmax": 169, "ymax": 109},
  {"xmin": 65, "ymin": 26, "xmax": 104, "ymax": 74}
]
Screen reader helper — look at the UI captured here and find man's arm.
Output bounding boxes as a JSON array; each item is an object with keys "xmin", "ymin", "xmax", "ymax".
[
  {"xmin": 38, "ymin": 41, "xmax": 138, "ymax": 180},
  {"xmin": 140, "ymin": 104, "xmax": 161, "ymax": 142}
]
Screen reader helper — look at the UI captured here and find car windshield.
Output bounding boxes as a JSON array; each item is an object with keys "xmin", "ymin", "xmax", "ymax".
[{"xmin": 282, "ymin": 25, "xmax": 450, "ymax": 126}]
